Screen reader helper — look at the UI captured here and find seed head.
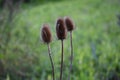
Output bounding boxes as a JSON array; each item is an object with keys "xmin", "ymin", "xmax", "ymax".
[
  {"xmin": 64, "ymin": 17, "xmax": 75, "ymax": 31},
  {"xmin": 56, "ymin": 18, "xmax": 67, "ymax": 40},
  {"xmin": 41, "ymin": 24, "xmax": 52, "ymax": 44}
]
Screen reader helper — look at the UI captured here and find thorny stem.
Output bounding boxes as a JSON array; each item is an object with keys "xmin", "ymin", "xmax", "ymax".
[
  {"xmin": 68, "ymin": 31, "xmax": 73, "ymax": 80},
  {"xmin": 60, "ymin": 40, "xmax": 64, "ymax": 80},
  {"xmin": 47, "ymin": 44, "xmax": 55, "ymax": 80}
]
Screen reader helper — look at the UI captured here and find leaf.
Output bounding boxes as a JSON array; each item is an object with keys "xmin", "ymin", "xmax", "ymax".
[{"xmin": 0, "ymin": 53, "xmax": 4, "ymax": 59}]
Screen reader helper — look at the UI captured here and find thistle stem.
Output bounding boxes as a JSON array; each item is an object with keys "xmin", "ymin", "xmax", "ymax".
[
  {"xmin": 68, "ymin": 31, "xmax": 73, "ymax": 80},
  {"xmin": 47, "ymin": 44, "xmax": 55, "ymax": 80},
  {"xmin": 60, "ymin": 40, "xmax": 64, "ymax": 80}
]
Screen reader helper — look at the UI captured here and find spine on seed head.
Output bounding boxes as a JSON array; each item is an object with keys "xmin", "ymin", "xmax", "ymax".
[
  {"xmin": 56, "ymin": 18, "xmax": 67, "ymax": 40},
  {"xmin": 41, "ymin": 24, "xmax": 52, "ymax": 44},
  {"xmin": 64, "ymin": 17, "xmax": 75, "ymax": 31}
]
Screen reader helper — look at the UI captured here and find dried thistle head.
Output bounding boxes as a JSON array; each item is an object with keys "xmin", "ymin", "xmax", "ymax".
[
  {"xmin": 41, "ymin": 24, "xmax": 52, "ymax": 44},
  {"xmin": 64, "ymin": 17, "xmax": 75, "ymax": 31},
  {"xmin": 56, "ymin": 18, "xmax": 67, "ymax": 40}
]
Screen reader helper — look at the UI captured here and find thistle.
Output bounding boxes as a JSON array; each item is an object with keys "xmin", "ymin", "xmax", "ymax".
[
  {"xmin": 41, "ymin": 24, "xmax": 55, "ymax": 80},
  {"xmin": 64, "ymin": 17, "xmax": 75, "ymax": 80},
  {"xmin": 56, "ymin": 18, "xmax": 67, "ymax": 80}
]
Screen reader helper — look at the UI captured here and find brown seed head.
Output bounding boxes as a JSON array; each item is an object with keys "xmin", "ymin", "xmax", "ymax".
[
  {"xmin": 56, "ymin": 18, "xmax": 67, "ymax": 40},
  {"xmin": 41, "ymin": 24, "xmax": 52, "ymax": 44},
  {"xmin": 65, "ymin": 17, "xmax": 75, "ymax": 31}
]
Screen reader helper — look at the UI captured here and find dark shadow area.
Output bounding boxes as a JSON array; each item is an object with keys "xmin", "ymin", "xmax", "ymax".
[
  {"xmin": 0, "ymin": 0, "xmax": 66, "ymax": 9},
  {"xmin": 22, "ymin": 0, "xmax": 66, "ymax": 9}
]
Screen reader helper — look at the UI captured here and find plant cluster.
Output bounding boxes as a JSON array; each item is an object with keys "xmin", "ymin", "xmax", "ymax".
[{"xmin": 41, "ymin": 17, "xmax": 75, "ymax": 80}]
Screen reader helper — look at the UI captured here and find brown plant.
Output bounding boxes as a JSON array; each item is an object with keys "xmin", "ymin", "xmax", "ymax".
[
  {"xmin": 64, "ymin": 17, "xmax": 75, "ymax": 80},
  {"xmin": 41, "ymin": 24, "xmax": 52, "ymax": 44},
  {"xmin": 56, "ymin": 18, "xmax": 67, "ymax": 40},
  {"xmin": 65, "ymin": 17, "xmax": 75, "ymax": 31},
  {"xmin": 56, "ymin": 18, "xmax": 67, "ymax": 80},
  {"xmin": 41, "ymin": 24, "xmax": 55, "ymax": 80}
]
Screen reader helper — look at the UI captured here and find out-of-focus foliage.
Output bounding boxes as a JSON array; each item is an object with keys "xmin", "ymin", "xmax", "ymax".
[{"xmin": 0, "ymin": 0, "xmax": 120, "ymax": 80}]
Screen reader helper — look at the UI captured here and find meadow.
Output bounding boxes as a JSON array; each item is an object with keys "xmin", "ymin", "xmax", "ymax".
[{"xmin": 0, "ymin": 0, "xmax": 120, "ymax": 80}]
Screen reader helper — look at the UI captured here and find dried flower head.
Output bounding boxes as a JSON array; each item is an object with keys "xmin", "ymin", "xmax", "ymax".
[
  {"xmin": 65, "ymin": 17, "xmax": 75, "ymax": 31},
  {"xmin": 41, "ymin": 24, "xmax": 52, "ymax": 44},
  {"xmin": 56, "ymin": 18, "xmax": 67, "ymax": 40}
]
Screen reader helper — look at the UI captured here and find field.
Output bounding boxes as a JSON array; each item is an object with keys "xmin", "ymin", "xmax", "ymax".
[{"xmin": 0, "ymin": 0, "xmax": 120, "ymax": 80}]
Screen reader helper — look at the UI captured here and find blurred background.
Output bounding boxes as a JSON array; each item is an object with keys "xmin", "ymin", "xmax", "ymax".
[{"xmin": 0, "ymin": 0, "xmax": 120, "ymax": 80}]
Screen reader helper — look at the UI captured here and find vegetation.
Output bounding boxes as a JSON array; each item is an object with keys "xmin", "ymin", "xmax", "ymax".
[{"xmin": 0, "ymin": 0, "xmax": 120, "ymax": 80}]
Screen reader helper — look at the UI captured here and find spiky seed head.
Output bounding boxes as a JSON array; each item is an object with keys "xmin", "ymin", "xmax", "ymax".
[
  {"xmin": 56, "ymin": 18, "xmax": 67, "ymax": 40},
  {"xmin": 41, "ymin": 24, "xmax": 52, "ymax": 44},
  {"xmin": 65, "ymin": 17, "xmax": 75, "ymax": 31}
]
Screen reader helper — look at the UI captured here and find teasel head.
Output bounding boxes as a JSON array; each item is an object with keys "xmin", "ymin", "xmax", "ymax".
[
  {"xmin": 64, "ymin": 17, "xmax": 75, "ymax": 32},
  {"xmin": 56, "ymin": 18, "xmax": 67, "ymax": 40},
  {"xmin": 41, "ymin": 24, "xmax": 52, "ymax": 44},
  {"xmin": 64, "ymin": 17, "xmax": 75, "ymax": 80},
  {"xmin": 56, "ymin": 18, "xmax": 67, "ymax": 80},
  {"xmin": 41, "ymin": 24, "xmax": 55, "ymax": 80}
]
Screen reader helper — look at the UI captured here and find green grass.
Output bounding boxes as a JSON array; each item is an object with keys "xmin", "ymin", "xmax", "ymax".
[{"xmin": 7, "ymin": 0, "xmax": 120, "ymax": 80}]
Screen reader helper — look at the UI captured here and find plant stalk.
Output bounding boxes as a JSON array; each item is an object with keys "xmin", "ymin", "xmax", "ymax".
[
  {"xmin": 60, "ymin": 40, "xmax": 64, "ymax": 80},
  {"xmin": 68, "ymin": 31, "xmax": 73, "ymax": 80},
  {"xmin": 47, "ymin": 44, "xmax": 55, "ymax": 80}
]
